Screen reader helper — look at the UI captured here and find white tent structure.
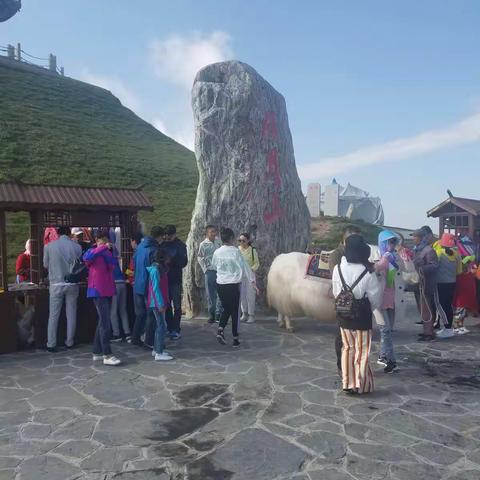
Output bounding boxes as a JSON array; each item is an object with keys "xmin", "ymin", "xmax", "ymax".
[{"xmin": 323, "ymin": 179, "xmax": 384, "ymax": 225}]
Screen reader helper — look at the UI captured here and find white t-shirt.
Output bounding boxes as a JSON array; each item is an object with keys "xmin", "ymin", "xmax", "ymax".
[{"xmin": 212, "ymin": 245, "xmax": 255, "ymax": 285}]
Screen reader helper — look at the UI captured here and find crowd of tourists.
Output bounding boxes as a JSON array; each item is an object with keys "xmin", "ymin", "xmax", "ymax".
[
  {"xmin": 32, "ymin": 224, "xmax": 260, "ymax": 366},
  {"xmin": 329, "ymin": 225, "xmax": 479, "ymax": 395},
  {"xmin": 16, "ymin": 220, "xmax": 478, "ymax": 391}
]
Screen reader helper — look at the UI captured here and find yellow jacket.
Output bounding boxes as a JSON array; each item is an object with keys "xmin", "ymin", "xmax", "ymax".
[{"xmin": 239, "ymin": 245, "xmax": 260, "ymax": 272}]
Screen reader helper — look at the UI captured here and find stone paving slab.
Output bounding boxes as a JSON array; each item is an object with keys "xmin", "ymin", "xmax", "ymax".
[{"xmin": 0, "ymin": 312, "xmax": 479, "ymax": 479}]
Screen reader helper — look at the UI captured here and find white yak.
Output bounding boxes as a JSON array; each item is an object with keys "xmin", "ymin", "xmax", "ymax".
[{"xmin": 267, "ymin": 248, "xmax": 417, "ymax": 332}]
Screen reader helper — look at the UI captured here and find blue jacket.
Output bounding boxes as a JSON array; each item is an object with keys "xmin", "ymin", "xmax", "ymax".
[
  {"xmin": 159, "ymin": 238, "xmax": 188, "ymax": 285},
  {"xmin": 133, "ymin": 236, "xmax": 159, "ymax": 295}
]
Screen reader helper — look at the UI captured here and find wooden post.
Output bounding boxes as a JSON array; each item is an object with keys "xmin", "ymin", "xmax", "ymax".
[
  {"xmin": 16, "ymin": 43, "xmax": 21, "ymax": 61},
  {"xmin": 0, "ymin": 211, "xmax": 8, "ymax": 292},
  {"xmin": 7, "ymin": 44, "xmax": 15, "ymax": 59},
  {"xmin": 29, "ymin": 211, "xmax": 45, "ymax": 284}
]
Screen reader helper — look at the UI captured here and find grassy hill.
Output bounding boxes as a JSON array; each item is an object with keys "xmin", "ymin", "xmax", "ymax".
[
  {"xmin": 0, "ymin": 63, "xmax": 198, "ymax": 236},
  {"xmin": 310, "ymin": 216, "xmax": 383, "ymax": 250},
  {"xmin": 0, "ymin": 62, "xmax": 198, "ymax": 280}
]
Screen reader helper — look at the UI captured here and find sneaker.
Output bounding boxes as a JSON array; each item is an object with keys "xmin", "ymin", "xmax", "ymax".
[
  {"xmin": 246, "ymin": 315, "xmax": 256, "ymax": 324},
  {"xmin": 151, "ymin": 349, "xmax": 156, "ymax": 357},
  {"xmin": 208, "ymin": 315, "xmax": 216, "ymax": 324},
  {"xmin": 103, "ymin": 355, "xmax": 122, "ymax": 366},
  {"xmin": 169, "ymin": 332, "xmax": 181, "ymax": 340},
  {"xmin": 155, "ymin": 353, "xmax": 173, "ymax": 361},
  {"xmin": 377, "ymin": 357, "xmax": 388, "ymax": 367},
  {"xmin": 143, "ymin": 342, "xmax": 153, "ymax": 349},
  {"xmin": 459, "ymin": 327, "xmax": 470, "ymax": 334},
  {"xmin": 64, "ymin": 343, "xmax": 75, "ymax": 350},
  {"xmin": 436, "ymin": 328, "xmax": 454, "ymax": 339},
  {"xmin": 384, "ymin": 361, "xmax": 398, "ymax": 374},
  {"xmin": 111, "ymin": 335, "xmax": 123, "ymax": 343},
  {"xmin": 233, "ymin": 338, "xmax": 240, "ymax": 347},
  {"xmin": 125, "ymin": 335, "xmax": 132, "ymax": 343},
  {"xmin": 418, "ymin": 334, "xmax": 435, "ymax": 342},
  {"xmin": 216, "ymin": 329, "xmax": 226, "ymax": 345},
  {"xmin": 240, "ymin": 314, "xmax": 248, "ymax": 322},
  {"xmin": 92, "ymin": 354, "xmax": 104, "ymax": 361},
  {"xmin": 46, "ymin": 347, "xmax": 57, "ymax": 353}
]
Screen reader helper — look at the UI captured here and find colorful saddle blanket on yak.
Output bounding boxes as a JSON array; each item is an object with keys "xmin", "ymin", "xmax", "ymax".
[{"xmin": 305, "ymin": 253, "xmax": 332, "ymax": 280}]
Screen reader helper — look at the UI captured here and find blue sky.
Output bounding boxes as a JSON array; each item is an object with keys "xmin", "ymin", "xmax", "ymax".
[{"xmin": 2, "ymin": 0, "xmax": 480, "ymax": 228}]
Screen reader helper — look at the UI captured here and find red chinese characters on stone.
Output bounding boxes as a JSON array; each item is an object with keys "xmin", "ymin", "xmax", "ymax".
[{"xmin": 261, "ymin": 112, "xmax": 284, "ymax": 224}]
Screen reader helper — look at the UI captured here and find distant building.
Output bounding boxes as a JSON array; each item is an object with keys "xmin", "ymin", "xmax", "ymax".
[
  {"xmin": 312, "ymin": 179, "xmax": 384, "ymax": 225},
  {"xmin": 306, "ymin": 183, "xmax": 321, "ymax": 217}
]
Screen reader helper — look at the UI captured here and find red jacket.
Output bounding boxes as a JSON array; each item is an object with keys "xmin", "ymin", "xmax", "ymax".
[{"xmin": 16, "ymin": 253, "xmax": 30, "ymax": 282}]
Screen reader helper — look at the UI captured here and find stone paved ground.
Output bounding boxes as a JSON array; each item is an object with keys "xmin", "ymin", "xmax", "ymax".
[{"xmin": 1, "ymin": 310, "xmax": 480, "ymax": 480}]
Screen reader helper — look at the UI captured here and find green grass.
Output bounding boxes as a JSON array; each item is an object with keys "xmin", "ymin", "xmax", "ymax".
[{"xmin": 0, "ymin": 64, "xmax": 198, "ymax": 281}]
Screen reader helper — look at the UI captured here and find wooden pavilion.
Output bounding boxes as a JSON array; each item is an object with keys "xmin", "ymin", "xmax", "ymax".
[
  {"xmin": 427, "ymin": 194, "xmax": 480, "ymax": 241},
  {"xmin": 0, "ymin": 181, "xmax": 153, "ymax": 353}
]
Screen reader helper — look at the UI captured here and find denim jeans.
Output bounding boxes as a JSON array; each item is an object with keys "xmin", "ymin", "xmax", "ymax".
[
  {"xmin": 132, "ymin": 294, "xmax": 155, "ymax": 345},
  {"xmin": 110, "ymin": 282, "xmax": 130, "ymax": 336},
  {"xmin": 93, "ymin": 297, "xmax": 112, "ymax": 356},
  {"xmin": 152, "ymin": 309, "xmax": 166, "ymax": 354},
  {"xmin": 379, "ymin": 308, "xmax": 396, "ymax": 363},
  {"xmin": 205, "ymin": 270, "xmax": 222, "ymax": 318},
  {"xmin": 165, "ymin": 282, "xmax": 182, "ymax": 333}
]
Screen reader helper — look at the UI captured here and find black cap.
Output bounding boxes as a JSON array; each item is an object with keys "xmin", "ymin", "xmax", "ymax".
[
  {"xmin": 344, "ymin": 234, "xmax": 371, "ymax": 264},
  {"xmin": 164, "ymin": 224, "xmax": 177, "ymax": 235}
]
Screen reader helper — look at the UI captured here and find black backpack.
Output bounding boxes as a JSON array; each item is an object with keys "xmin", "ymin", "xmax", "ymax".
[{"xmin": 335, "ymin": 265, "xmax": 369, "ymax": 320}]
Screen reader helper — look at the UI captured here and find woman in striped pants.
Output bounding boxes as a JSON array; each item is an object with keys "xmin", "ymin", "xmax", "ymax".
[{"xmin": 332, "ymin": 234, "xmax": 382, "ymax": 394}]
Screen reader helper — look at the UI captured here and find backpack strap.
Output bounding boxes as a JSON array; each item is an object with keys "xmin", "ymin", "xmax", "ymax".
[
  {"xmin": 338, "ymin": 265, "xmax": 351, "ymax": 291},
  {"xmin": 350, "ymin": 268, "xmax": 369, "ymax": 291},
  {"xmin": 339, "ymin": 265, "xmax": 368, "ymax": 291}
]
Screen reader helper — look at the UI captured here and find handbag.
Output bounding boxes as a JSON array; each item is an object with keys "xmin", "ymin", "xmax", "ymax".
[{"xmin": 64, "ymin": 257, "xmax": 88, "ymax": 283}]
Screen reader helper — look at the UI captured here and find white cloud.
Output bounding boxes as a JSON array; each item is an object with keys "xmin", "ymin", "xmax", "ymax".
[
  {"xmin": 298, "ymin": 112, "xmax": 480, "ymax": 180},
  {"xmin": 152, "ymin": 117, "xmax": 194, "ymax": 150},
  {"xmin": 148, "ymin": 31, "xmax": 234, "ymax": 150},
  {"xmin": 149, "ymin": 31, "xmax": 233, "ymax": 89},
  {"xmin": 79, "ymin": 69, "xmax": 141, "ymax": 113}
]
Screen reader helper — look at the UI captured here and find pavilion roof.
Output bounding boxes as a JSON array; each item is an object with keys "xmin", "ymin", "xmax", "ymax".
[{"xmin": 0, "ymin": 181, "xmax": 153, "ymax": 212}]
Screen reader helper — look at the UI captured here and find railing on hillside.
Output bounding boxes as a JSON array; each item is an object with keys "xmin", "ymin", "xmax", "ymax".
[{"xmin": 0, "ymin": 43, "xmax": 64, "ymax": 75}]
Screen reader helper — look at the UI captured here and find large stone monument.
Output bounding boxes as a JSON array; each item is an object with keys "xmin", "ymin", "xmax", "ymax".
[{"xmin": 184, "ymin": 61, "xmax": 310, "ymax": 316}]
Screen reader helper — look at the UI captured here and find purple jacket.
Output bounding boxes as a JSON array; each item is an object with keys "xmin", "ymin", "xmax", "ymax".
[{"xmin": 83, "ymin": 244, "xmax": 116, "ymax": 298}]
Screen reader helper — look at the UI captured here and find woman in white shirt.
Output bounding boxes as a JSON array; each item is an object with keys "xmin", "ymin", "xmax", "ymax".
[
  {"xmin": 212, "ymin": 227, "xmax": 256, "ymax": 347},
  {"xmin": 332, "ymin": 234, "xmax": 382, "ymax": 394}
]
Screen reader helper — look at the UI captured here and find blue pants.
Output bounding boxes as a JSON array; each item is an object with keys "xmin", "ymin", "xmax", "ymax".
[
  {"xmin": 132, "ymin": 294, "xmax": 155, "ymax": 346},
  {"xmin": 93, "ymin": 297, "xmax": 112, "ymax": 356},
  {"xmin": 379, "ymin": 308, "xmax": 396, "ymax": 363},
  {"xmin": 165, "ymin": 282, "xmax": 182, "ymax": 333},
  {"xmin": 205, "ymin": 270, "xmax": 222, "ymax": 318},
  {"xmin": 152, "ymin": 309, "xmax": 166, "ymax": 354}
]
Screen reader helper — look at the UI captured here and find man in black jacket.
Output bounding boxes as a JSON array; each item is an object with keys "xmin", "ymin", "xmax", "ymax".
[{"xmin": 160, "ymin": 225, "xmax": 188, "ymax": 339}]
